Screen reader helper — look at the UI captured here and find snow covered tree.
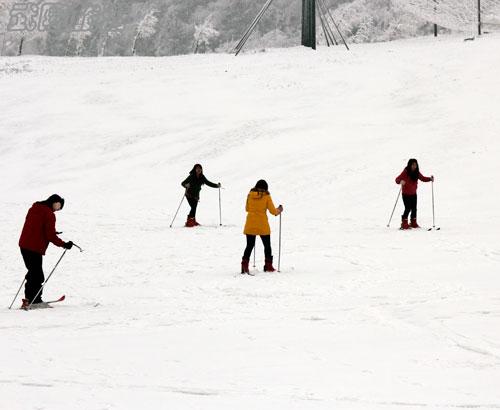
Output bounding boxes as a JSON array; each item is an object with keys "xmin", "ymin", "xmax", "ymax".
[
  {"xmin": 334, "ymin": 0, "xmax": 434, "ymax": 43},
  {"xmin": 392, "ymin": 0, "xmax": 500, "ymax": 33},
  {"xmin": 193, "ymin": 16, "xmax": 219, "ymax": 53},
  {"xmin": 132, "ymin": 9, "xmax": 158, "ymax": 56}
]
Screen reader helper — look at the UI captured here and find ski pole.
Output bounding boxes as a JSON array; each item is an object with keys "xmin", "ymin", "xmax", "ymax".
[
  {"xmin": 387, "ymin": 187, "xmax": 402, "ymax": 227},
  {"xmin": 28, "ymin": 249, "xmax": 67, "ymax": 310},
  {"xmin": 427, "ymin": 180, "xmax": 440, "ymax": 230},
  {"xmin": 432, "ymin": 180, "xmax": 435, "ymax": 228},
  {"xmin": 169, "ymin": 194, "xmax": 185, "ymax": 228},
  {"xmin": 218, "ymin": 187, "xmax": 222, "ymax": 226},
  {"xmin": 252, "ymin": 243, "xmax": 256, "ymax": 268},
  {"xmin": 8, "ymin": 277, "xmax": 26, "ymax": 309},
  {"xmin": 278, "ymin": 213, "xmax": 282, "ymax": 272},
  {"xmin": 73, "ymin": 243, "xmax": 84, "ymax": 252}
]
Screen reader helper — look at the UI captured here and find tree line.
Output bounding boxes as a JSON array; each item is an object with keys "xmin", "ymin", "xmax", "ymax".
[{"xmin": 0, "ymin": 0, "xmax": 437, "ymax": 57}]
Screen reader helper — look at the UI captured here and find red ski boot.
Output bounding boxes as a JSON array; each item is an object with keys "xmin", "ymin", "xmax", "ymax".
[
  {"xmin": 185, "ymin": 217, "xmax": 196, "ymax": 227},
  {"xmin": 410, "ymin": 218, "xmax": 420, "ymax": 228},
  {"xmin": 400, "ymin": 218, "xmax": 410, "ymax": 230},
  {"xmin": 241, "ymin": 258, "xmax": 249, "ymax": 274},
  {"xmin": 263, "ymin": 257, "xmax": 276, "ymax": 272},
  {"xmin": 21, "ymin": 298, "xmax": 29, "ymax": 310}
]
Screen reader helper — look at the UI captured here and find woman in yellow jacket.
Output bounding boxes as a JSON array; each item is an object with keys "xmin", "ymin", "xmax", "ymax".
[{"xmin": 241, "ymin": 180, "xmax": 283, "ymax": 274}]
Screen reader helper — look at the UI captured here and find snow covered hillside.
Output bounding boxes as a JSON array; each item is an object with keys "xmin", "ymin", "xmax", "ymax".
[{"xmin": 1, "ymin": 35, "xmax": 500, "ymax": 409}]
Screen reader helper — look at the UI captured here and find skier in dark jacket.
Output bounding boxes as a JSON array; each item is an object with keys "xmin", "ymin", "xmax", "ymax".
[
  {"xmin": 19, "ymin": 194, "xmax": 73, "ymax": 306},
  {"xmin": 181, "ymin": 164, "xmax": 221, "ymax": 227},
  {"xmin": 395, "ymin": 159, "xmax": 433, "ymax": 229}
]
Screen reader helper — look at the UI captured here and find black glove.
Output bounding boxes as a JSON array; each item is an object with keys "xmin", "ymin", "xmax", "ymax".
[{"xmin": 64, "ymin": 241, "xmax": 73, "ymax": 250}]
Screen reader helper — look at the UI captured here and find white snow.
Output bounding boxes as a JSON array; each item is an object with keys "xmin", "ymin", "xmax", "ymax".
[{"xmin": 1, "ymin": 34, "xmax": 500, "ymax": 409}]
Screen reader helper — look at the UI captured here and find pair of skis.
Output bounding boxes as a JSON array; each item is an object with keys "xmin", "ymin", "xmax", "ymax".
[
  {"xmin": 400, "ymin": 226, "xmax": 441, "ymax": 231},
  {"xmin": 241, "ymin": 267, "xmax": 278, "ymax": 276},
  {"xmin": 21, "ymin": 295, "xmax": 65, "ymax": 310},
  {"xmin": 241, "ymin": 271, "xmax": 255, "ymax": 276},
  {"xmin": 241, "ymin": 270, "xmax": 279, "ymax": 276}
]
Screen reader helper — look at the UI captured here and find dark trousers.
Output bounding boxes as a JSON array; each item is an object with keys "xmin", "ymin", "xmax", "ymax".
[
  {"xmin": 21, "ymin": 248, "xmax": 44, "ymax": 303},
  {"xmin": 187, "ymin": 196, "xmax": 198, "ymax": 218},
  {"xmin": 402, "ymin": 194, "xmax": 417, "ymax": 219},
  {"xmin": 243, "ymin": 235, "xmax": 272, "ymax": 261}
]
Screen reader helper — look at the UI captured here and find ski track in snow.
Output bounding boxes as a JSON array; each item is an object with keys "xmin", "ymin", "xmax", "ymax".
[{"xmin": 1, "ymin": 35, "xmax": 500, "ymax": 409}]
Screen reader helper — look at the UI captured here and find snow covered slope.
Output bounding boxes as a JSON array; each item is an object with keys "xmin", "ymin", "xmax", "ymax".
[{"xmin": 1, "ymin": 34, "xmax": 500, "ymax": 409}]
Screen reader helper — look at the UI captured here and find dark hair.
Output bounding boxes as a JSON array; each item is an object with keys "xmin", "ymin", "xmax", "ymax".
[
  {"xmin": 405, "ymin": 159, "xmax": 419, "ymax": 181},
  {"xmin": 189, "ymin": 164, "xmax": 203, "ymax": 176},
  {"xmin": 250, "ymin": 179, "xmax": 269, "ymax": 196},
  {"xmin": 40, "ymin": 194, "xmax": 65, "ymax": 209}
]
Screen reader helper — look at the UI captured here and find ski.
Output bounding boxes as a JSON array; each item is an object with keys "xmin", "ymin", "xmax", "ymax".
[
  {"xmin": 46, "ymin": 295, "xmax": 66, "ymax": 304},
  {"xmin": 21, "ymin": 295, "xmax": 65, "ymax": 310},
  {"xmin": 427, "ymin": 227, "xmax": 441, "ymax": 231}
]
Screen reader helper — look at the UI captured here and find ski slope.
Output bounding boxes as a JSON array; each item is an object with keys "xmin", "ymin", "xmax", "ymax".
[{"xmin": 1, "ymin": 34, "xmax": 500, "ymax": 409}]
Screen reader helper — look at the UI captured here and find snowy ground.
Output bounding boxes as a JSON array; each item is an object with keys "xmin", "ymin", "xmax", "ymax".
[{"xmin": 1, "ymin": 34, "xmax": 500, "ymax": 409}]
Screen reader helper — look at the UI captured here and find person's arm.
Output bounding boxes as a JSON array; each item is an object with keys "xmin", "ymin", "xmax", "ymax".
[
  {"xmin": 395, "ymin": 170, "xmax": 406, "ymax": 185},
  {"xmin": 45, "ymin": 213, "xmax": 66, "ymax": 248},
  {"xmin": 267, "ymin": 196, "xmax": 282, "ymax": 216},
  {"xmin": 181, "ymin": 175, "xmax": 191, "ymax": 189},
  {"xmin": 203, "ymin": 175, "xmax": 220, "ymax": 188},
  {"xmin": 418, "ymin": 172, "xmax": 433, "ymax": 182}
]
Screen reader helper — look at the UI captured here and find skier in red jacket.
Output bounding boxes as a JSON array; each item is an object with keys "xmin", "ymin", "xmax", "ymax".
[
  {"xmin": 395, "ymin": 159, "xmax": 433, "ymax": 229},
  {"xmin": 19, "ymin": 194, "xmax": 73, "ymax": 305}
]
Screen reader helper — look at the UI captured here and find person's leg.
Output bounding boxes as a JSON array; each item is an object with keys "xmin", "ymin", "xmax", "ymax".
[
  {"xmin": 242, "ymin": 235, "xmax": 256, "ymax": 273},
  {"xmin": 243, "ymin": 235, "xmax": 256, "ymax": 260},
  {"xmin": 260, "ymin": 235, "xmax": 272, "ymax": 260},
  {"xmin": 185, "ymin": 197, "xmax": 198, "ymax": 226},
  {"xmin": 21, "ymin": 249, "xmax": 44, "ymax": 303},
  {"xmin": 410, "ymin": 195, "xmax": 417, "ymax": 219},
  {"xmin": 402, "ymin": 195, "xmax": 411, "ymax": 219},
  {"xmin": 410, "ymin": 195, "xmax": 419, "ymax": 227},
  {"xmin": 187, "ymin": 197, "xmax": 198, "ymax": 218},
  {"xmin": 260, "ymin": 236, "xmax": 275, "ymax": 271},
  {"xmin": 401, "ymin": 194, "xmax": 411, "ymax": 229}
]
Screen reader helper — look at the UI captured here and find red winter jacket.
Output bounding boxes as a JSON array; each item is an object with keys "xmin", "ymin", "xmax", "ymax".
[
  {"xmin": 395, "ymin": 169, "xmax": 432, "ymax": 195},
  {"xmin": 19, "ymin": 202, "xmax": 66, "ymax": 255}
]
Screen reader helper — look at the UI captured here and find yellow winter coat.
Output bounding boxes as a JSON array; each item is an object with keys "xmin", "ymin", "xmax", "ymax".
[{"xmin": 243, "ymin": 190, "xmax": 279, "ymax": 236}]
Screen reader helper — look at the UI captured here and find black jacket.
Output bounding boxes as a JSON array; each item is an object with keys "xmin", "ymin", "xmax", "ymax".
[{"xmin": 181, "ymin": 173, "xmax": 218, "ymax": 200}]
